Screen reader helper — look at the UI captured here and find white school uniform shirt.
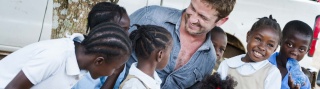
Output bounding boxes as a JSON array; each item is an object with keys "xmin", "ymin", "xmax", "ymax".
[
  {"xmin": 122, "ymin": 62, "xmax": 162, "ymax": 89},
  {"xmin": 217, "ymin": 54, "xmax": 281, "ymax": 89},
  {"xmin": 0, "ymin": 33, "xmax": 88, "ymax": 89}
]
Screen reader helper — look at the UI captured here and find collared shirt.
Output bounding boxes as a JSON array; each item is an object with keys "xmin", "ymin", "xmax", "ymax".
[
  {"xmin": 122, "ymin": 62, "xmax": 162, "ymax": 89},
  {"xmin": 126, "ymin": 5, "xmax": 216, "ymax": 89},
  {"xmin": 0, "ymin": 33, "xmax": 87, "ymax": 89},
  {"xmin": 72, "ymin": 65, "xmax": 126, "ymax": 89},
  {"xmin": 268, "ymin": 52, "xmax": 311, "ymax": 89},
  {"xmin": 217, "ymin": 54, "xmax": 281, "ymax": 89}
]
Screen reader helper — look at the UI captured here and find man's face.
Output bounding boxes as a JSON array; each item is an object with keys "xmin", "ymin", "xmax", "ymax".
[{"xmin": 184, "ymin": 0, "xmax": 219, "ymax": 36}]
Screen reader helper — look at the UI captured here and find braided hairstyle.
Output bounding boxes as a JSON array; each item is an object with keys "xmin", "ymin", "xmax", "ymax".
[
  {"xmin": 249, "ymin": 15, "xmax": 282, "ymax": 43},
  {"xmin": 201, "ymin": 72, "xmax": 238, "ymax": 89},
  {"xmin": 82, "ymin": 22, "xmax": 132, "ymax": 61},
  {"xmin": 130, "ymin": 24, "xmax": 172, "ymax": 59},
  {"xmin": 87, "ymin": 2, "xmax": 127, "ymax": 33}
]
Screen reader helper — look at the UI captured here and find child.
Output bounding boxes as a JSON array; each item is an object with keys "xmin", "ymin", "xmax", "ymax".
[
  {"xmin": 211, "ymin": 26, "xmax": 228, "ymax": 72},
  {"xmin": 73, "ymin": 2, "xmax": 130, "ymax": 89},
  {"xmin": 268, "ymin": 20, "xmax": 313, "ymax": 89},
  {"xmin": 201, "ymin": 72, "xmax": 237, "ymax": 89},
  {"xmin": 217, "ymin": 15, "xmax": 282, "ymax": 89},
  {"xmin": 86, "ymin": 2, "xmax": 129, "ymax": 33},
  {"xmin": 120, "ymin": 25, "xmax": 173, "ymax": 89},
  {"xmin": 0, "ymin": 22, "xmax": 132, "ymax": 89}
]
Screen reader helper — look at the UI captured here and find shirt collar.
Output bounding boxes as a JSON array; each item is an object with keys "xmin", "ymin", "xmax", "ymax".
[
  {"xmin": 268, "ymin": 52, "xmax": 279, "ymax": 66},
  {"xmin": 129, "ymin": 62, "xmax": 162, "ymax": 88},
  {"xmin": 66, "ymin": 33, "xmax": 86, "ymax": 76},
  {"xmin": 164, "ymin": 9, "xmax": 184, "ymax": 25},
  {"xmin": 169, "ymin": 9, "xmax": 212, "ymax": 51},
  {"xmin": 226, "ymin": 54, "xmax": 270, "ymax": 70}
]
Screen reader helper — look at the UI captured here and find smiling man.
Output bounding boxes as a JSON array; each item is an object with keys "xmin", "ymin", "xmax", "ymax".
[{"xmin": 125, "ymin": 0, "xmax": 236, "ymax": 88}]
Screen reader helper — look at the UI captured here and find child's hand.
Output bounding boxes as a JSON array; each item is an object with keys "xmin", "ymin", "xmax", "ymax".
[{"xmin": 289, "ymin": 73, "xmax": 305, "ymax": 89}]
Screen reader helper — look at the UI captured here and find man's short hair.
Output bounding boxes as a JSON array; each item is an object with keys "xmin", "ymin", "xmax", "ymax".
[{"xmin": 202, "ymin": 0, "xmax": 236, "ymax": 20}]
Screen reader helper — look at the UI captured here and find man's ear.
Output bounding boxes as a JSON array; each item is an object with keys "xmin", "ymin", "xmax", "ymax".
[
  {"xmin": 156, "ymin": 50, "xmax": 163, "ymax": 62},
  {"xmin": 215, "ymin": 16, "xmax": 229, "ymax": 26},
  {"xmin": 94, "ymin": 57, "xmax": 105, "ymax": 65}
]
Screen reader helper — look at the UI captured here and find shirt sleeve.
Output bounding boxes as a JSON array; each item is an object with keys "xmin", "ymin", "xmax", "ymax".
[
  {"xmin": 128, "ymin": 6, "xmax": 149, "ymax": 33},
  {"xmin": 265, "ymin": 66, "xmax": 282, "ymax": 89},
  {"xmin": 121, "ymin": 78, "xmax": 146, "ymax": 89},
  {"xmin": 22, "ymin": 49, "xmax": 64, "ymax": 85}
]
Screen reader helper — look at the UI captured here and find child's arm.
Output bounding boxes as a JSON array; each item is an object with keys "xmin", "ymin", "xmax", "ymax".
[
  {"xmin": 5, "ymin": 71, "xmax": 33, "ymax": 89},
  {"xmin": 101, "ymin": 64, "xmax": 125, "ymax": 89}
]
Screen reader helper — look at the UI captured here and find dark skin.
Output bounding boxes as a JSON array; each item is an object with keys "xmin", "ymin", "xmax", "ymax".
[
  {"xmin": 101, "ymin": 13, "xmax": 130, "ymax": 89},
  {"xmin": 276, "ymin": 31, "xmax": 311, "ymax": 89},
  {"xmin": 137, "ymin": 49, "xmax": 166, "ymax": 78},
  {"xmin": 242, "ymin": 28, "xmax": 279, "ymax": 63},
  {"xmin": 5, "ymin": 42, "xmax": 99, "ymax": 89}
]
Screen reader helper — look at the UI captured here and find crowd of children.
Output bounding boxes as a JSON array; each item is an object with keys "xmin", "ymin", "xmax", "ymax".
[{"xmin": 0, "ymin": 1, "xmax": 315, "ymax": 89}]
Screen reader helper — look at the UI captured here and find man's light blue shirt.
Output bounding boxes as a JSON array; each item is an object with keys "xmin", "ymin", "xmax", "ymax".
[{"xmin": 125, "ymin": 5, "xmax": 217, "ymax": 89}]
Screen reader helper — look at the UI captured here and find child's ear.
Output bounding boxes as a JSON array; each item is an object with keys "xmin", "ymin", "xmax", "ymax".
[
  {"xmin": 94, "ymin": 57, "xmax": 105, "ymax": 65},
  {"xmin": 156, "ymin": 50, "xmax": 163, "ymax": 62},
  {"xmin": 246, "ymin": 31, "xmax": 251, "ymax": 42},
  {"xmin": 215, "ymin": 16, "xmax": 229, "ymax": 26}
]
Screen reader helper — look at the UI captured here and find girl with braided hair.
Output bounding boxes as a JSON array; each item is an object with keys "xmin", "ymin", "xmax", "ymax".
[
  {"xmin": 73, "ymin": 2, "xmax": 130, "ymax": 89},
  {"xmin": 0, "ymin": 22, "xmax": 132, "ymax": 89},
  {"xmin": 120, "ymin": 25, "xmax": 173, "ymax": 89},
  {"xmin": 217, "ymin": 15, "xmax": 282, "ymax": 89}
]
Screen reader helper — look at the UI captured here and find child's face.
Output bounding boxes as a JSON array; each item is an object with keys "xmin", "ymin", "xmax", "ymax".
[
  {"xmin": 116, "ymin": 13, "xmax": 130, "ymax": 32},
  {"xmin": 280, "ymin": 31, "xmax": 311, "ymax": 61},
  {"xmin": 245, "ymin": 28, "xmax": 279, "ymax": 62},
  {"xmin": 157, "ymin": 41, "xmax": 173, "ymax": 69},
  {"xmin": 211, "ymin": 33, "xmax": 227, "ymax": 60},
  {"xmin": 89, "ymin": 55, "xmax": 129, "ymax": 79}
]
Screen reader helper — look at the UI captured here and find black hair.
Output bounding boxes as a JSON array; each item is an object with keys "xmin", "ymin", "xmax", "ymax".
[
  {"xmin": 282, "ymin": 20, "xmax": 313, "ymax": 43},
  {"xmin": 87, "ymin": 2, "xmax": 127, "ymax": 33},
  {"xmin": 82, "ymin": 22, "xmax": 132, "ymax": 60},
  {"xmin": 249, "ymin": 15, "xmax": 282, "ymax": 43},
  {"xmin": 129, "ymin": 24, "xmax": 172, "ymax": 59},
  {"xmin": 201, "ymin": 72, "xmax": 238, "ymax": 89},
  {"xmin": 211, "ymin": 26, "xmax": 227, "ymax": 36}
]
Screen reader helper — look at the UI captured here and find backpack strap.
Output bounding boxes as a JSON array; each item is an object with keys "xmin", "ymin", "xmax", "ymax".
[{"xmin": 120, "ymin": 75, "xmax": 151, "ymax": 89}]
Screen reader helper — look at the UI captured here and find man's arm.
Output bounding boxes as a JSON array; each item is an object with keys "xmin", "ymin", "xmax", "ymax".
[
  {"xmin": 101, "ymin": 64, "xmax": 125, "ymax": 89},
  {"xmin": 5, "ymin": 71, "xmax": 33, "ymax": 89}
]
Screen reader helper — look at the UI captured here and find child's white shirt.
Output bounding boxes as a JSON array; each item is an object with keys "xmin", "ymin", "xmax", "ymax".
[
  {"xmin": 217, "ymin": 54, "xmax": 281, "ymax": 89},
  {"xmin": 122, "ymin": 62, "xmax": 162, "ymax": 89},
  {"xmin": 0, "ymin": 33, "xmax": 87, "ymax": 89}
]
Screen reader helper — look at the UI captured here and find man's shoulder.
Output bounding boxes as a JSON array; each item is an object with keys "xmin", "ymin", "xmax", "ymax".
[
  {"xmin": 136, "ymin": 5, "xmax": 181, "ymax": 20},
  {"xmin": 146, "ymin": 5, "xmax": 180, "ymax": 13}
]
